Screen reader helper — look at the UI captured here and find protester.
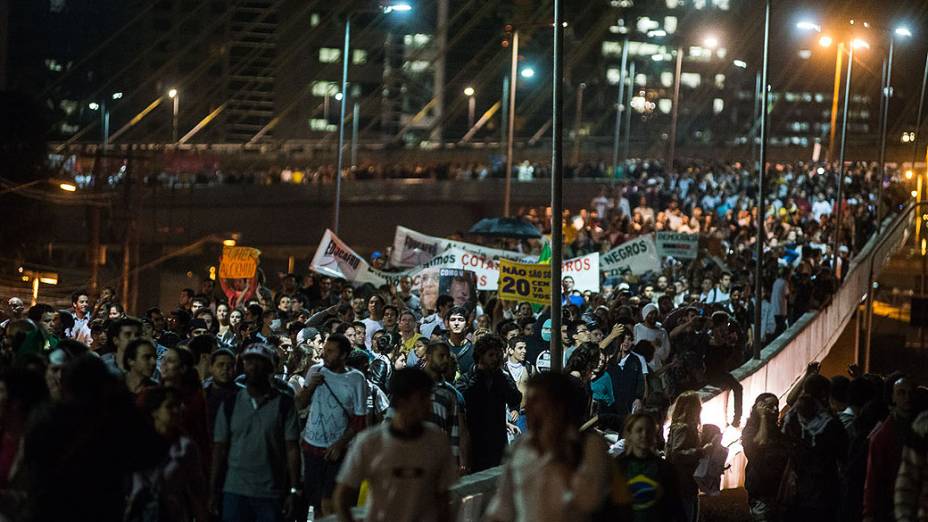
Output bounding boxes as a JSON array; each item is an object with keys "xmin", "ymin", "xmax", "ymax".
[
  {"xmin": 666, "ymin": 391, "xmax": 710, "ymax": 522},
  {"xmin": 616, "ymin": 412, "xmax": 686, "ymax": 521},
  {"xmin": 334, "ymin": 367, "xmax": 457, "ymax": 522},
  {"xmin": 741, "ymin": 392, "xmax": 792, "ymax": 521}
]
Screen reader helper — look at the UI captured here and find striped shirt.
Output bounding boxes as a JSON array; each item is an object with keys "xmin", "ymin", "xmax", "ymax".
[{"xmin": 430, "ymin": 380, "xmax": 461, "ymax": 458}]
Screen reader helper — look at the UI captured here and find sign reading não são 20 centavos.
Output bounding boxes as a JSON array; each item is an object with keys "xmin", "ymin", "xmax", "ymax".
[
  {"xmin": 498, "ymin": 259, "xmax": 552, "ymax": 305},
  {"xmin": 219, "ymin": 246, "xmax": 261, "ymax": 279}
]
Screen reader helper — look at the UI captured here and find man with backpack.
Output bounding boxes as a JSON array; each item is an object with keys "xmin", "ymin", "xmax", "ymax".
[
  {"xmin": 210, "ymin": 343, "xmax": 301, "ymax": 522},
  {"xmin": 297, "ymin": 333, "xmax": 368, "ymax": 516}
]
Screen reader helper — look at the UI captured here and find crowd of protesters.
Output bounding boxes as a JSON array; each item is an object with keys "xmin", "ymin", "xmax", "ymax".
[{"xmin": 0, "ymin": 158, "xmax": 919, "ymax": 522}]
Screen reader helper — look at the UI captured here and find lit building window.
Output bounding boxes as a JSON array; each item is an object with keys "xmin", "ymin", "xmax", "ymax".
[
  {"xmin": 689, "ymin": 46, "xmax": 710, "ymax": 60},
  {"xmin": 714, "ymin": 74, "xmax": 725, "ymax": 89},
  {"xmin": 852, "ymin": 94, "xmax": 870, "ymax": 103},
  {"xmin": 659, "ymin": 99, "xmax": 672, "ymax": 113},
  {"xmin": 636, "ymin": 17, "xmax": 660, "ymax": 33},
  {"xmin": 311, "ymin": 81, "xmax": 338, "ymax": 97},
  {"xmin": 310, "ymin": 13, "xmax": 320, "ymax": 27},
  {"xmin": 693, "ymin": 0, "xmax": 706, "ymax": 9},
  {"xmin": 713, "ymin": 98, "xmax": 724, "ymax": 114},
  {"xmin": 403, "ymin": 34, "xmax": 432, "ymax": 48},
  {"xmin": 815, "ymin": 93, "xmax": 825, "ymax": 103},
  {"xmin": 664, "ymin": 16, "xmax": 677, "ymax": 33},
  {"xmin": 712, "ymin": 0, "xmax": 730, "ymax": 9},
  {"xmin": 607, "ymin": 68, "xmax": 621, "ymax": 85},
  {"xmin": 629, "ymin": 42, "xmax": 664, "ymax": 56},
  {"xmin": 45, "ymin": 59, "xmax": 63, "ymax": 72},
  {"xmin": 405, "ymin": 60, "xmax": 430, "ymax": 73},
  {"xmin": 666, "ymin": 0, "xmax": 680, "ymax": 7},
  {"xmin": 602, "ymin": 41, "xmax": 623, "ymax": 57},
  {"xmin": 715, "ymin": 47, "xmax": 727, "ymax": 59},
  {"xmin": 798, "ymin": 49, "xmax": 812, "ymax": 59},
  {"xmin": 785, "ymin": 92, "xmax": 799, "ymax": 102},
  {"xmin": 319, "ymin": 48, "xmax": 340, "ymax": 63},
  {"xmin": 802, "ymin": 92, "xmax": 813, "ymax": 103},
  {"xmin": 309, "ymin": 119, "xmax": 336, "ymax": 132},
  {"xmin": 635, "ymin": 73, "xmax": 647, "ymax": 86},
  {"xmin": 680, "ymin": 72, "xmax": 700, "ymax": 88},
  {"xmin": 353, "ymin": 49, "xmax": 367, "ymax": 65},
  {"xmin": 660, "ymin": 72, "xmax": 674, "ymax": 87}
]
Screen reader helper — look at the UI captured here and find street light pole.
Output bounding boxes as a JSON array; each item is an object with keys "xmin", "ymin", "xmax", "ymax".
[
  {"xmin": 623, "ymin": 61, "xmax": 635, "ymax": 160},
  {"xmin": 171, "ymin": 93, "xmax": 179, "ymax": 143},
  {"xmin": 551, "ymin": 1, "xmax": 564, "ymax": 372},
  {"xmin": 827, "ymin": 42, "xmax": 845, "ymax": 162},
  {"xmin": 334, "ymin": 17, "xmax": 350, "ymax": 235},
  {"xmin": 834, "ymin": 44, "xmax": 855, "ymax": 262},
  {"xmin": 612, "ymin": 37, "xmax": 629, "ymax": 177},
  {"xmin": 876, "ymin": 35, "xmax": 895, "ymax": 229},
  {"xmin": 911, "ymin": 48, "xmax": 928, "ymax": 168},
  {"xmin": 752, "ymin": 0, "xmax": 771, "ymax": 360},
  {"xmin": 504, "ymin": 29, "xmax": 519, "ymax": 217},
  {"xmin": 350, "ymin": 100, "xmax": 360, "ymax": 170},
  {"xmin": 572, "ymin": 83, "xmax": 586, "ymax": 164},
  {"xmin": 667, "ymin": 45, "xmax": 683, "ymax": 172}
]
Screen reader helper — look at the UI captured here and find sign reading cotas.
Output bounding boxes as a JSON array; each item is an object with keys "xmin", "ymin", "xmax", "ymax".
[{"xmin": 497, "ymin": 259, "xmax": 552, "ymax": 305}]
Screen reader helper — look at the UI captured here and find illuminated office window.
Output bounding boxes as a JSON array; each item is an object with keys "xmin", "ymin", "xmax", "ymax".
[
  {"xmin": 319, "ymin": 48, "xmax": 340, "ymax": 63},
  {"xmin": 661, "ymin": 72, "xmax": 674, "ymax": 87},
  {"xmin": 659, "ymin": 99, "xmax": 672, "ymax": 113},
  {"xmin": 311, "ymin": 81, "xmax": 338, "ymax": 97},
  {"xmin": 681, "ymin": 72, "xmax": 700, "ymax": 88},
  {"xmin": 353, "ymin": 50, "xmax": 368, "ymax": 65},
  {"xmin": 664, "ymin": 16, "xmax": 677, "ymax": 33},
  {"xmin": 713, "ymin": 98, "xmax": 724, "ymax": 114}
]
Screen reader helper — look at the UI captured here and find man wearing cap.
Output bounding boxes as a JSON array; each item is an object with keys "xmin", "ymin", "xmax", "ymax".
[
  {"xmin": 633, "ymin": 303, "xmax": 670, "ymax": 372},
  {"xmin": 210, "ymin": 343, "xmax": 301, "ymax": 522}
]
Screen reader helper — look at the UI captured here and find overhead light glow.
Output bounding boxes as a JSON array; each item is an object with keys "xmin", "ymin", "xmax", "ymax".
[
  {"xmin": 112, "ymin": 92, "xmax": 123, "ymax": 100},
  {"xmin": 703, "ymin": 35, "xmax": 720, "ymax": 49},
  {"xmin": 88, "ymin": 102, "xmax": 100, "ymax": 111},
  {"xmin": 906, "ymin": 170, "xmax": 914, "ymax": 180},
  {"xmin": 384, "ymin": 2, "xmax": 412, "ymax": 13},
  {"xmin": 647, "ymin": 30, "xmax": 667, "ymax": 38},
  {"xmin": 334, "ymin": 92, "xmax": 343, "ymax": 101},
  {"xmin": 797, "ymin": 21, "xmax": 821, "ymax": 32},
  {"xmin": 464, "ymin": 86, "xmax": 475, "ymax": 97},
  {"xmin": 223, "ymin": 239, "xmax": 237, "ymax": 247},
  {"xmin": 59, "ymin": 183, "xmax": 77, "ymax": 192},
  {"xmin": 520, "ymin": 67, "xmax": 535, "ymax": 79},
  {"xmin": 168, "ymin": 88, "xmax": 178, "ymax": 98},
  {"xmin": 819, "ymin": 35, "xmax": 833, "ymax": 47},
  {"xmin": 851, "ymin": 38, "xmax": 870, "ymax": 50},
  {"xmin": 732, "ymin": 59, "xmax": 747, "ymax": 69},
  {"xmin": 895, "ymin": 27, "xmax": 913, "ymax": 38}
]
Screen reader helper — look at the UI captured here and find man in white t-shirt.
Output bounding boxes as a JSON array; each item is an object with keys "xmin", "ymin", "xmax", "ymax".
[
  {"xmin": 361, "ymin": 295, "xmax": 385, "ymax": 349},
  {"xmin": 334, "ymin": 367, "xmax": 457, "ymax": 522},
  {"xmin": 296, "ymin": 333, "xmax": 368, "ymax": 516},
  {"xmin": 703, "ymin": 272, "xmax": 733, "ymax": 305}
]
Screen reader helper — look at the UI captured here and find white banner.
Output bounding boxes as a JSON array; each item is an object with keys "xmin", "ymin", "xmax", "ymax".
[
  {"xmin": 391, "ymin": 225, "xmax": 524, "ymax": 267},
  {"xmin": 314, "ymin": 230, "xmax": 599, "ymax": 293},
  {"xmin": 600, "ymin": 235, "xmax": 661, "ymax": 277},
  {"xmin": 656, "ymin": 232, "xmax": 699, "ymax": 259}
]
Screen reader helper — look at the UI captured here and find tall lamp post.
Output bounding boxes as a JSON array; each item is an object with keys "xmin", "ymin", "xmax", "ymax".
[
  {"xmin": 876, "ymin": 27, "xmax": 912, "ymax": 228},
  {"xmin": 504, "ymin": 29, "xmax": 519, "ymax": 217},
  {"xmin": 611, "ymin": 36, "xmax": 630, "ymax": 176},
  {"xmin": 752, "ymin": 0, "xmax": 771, "ymax": 360},
  {"xmin": 667, "ymin": 34, "xmax": 720, "ymax": 172},
  {"xmin": 333, "ymin": 2, "xmax": 411, "ymax": 234},
  {"xmin": 168, "ymin": 88, "xmax": 179, "ymax": 143},
  {"xmin": 464, "ymin": 86, "xmax": 476, "ymax": 130},
  {"xmin": 551, "ymin": 1, "xmax": 564, "ymax": 371}
]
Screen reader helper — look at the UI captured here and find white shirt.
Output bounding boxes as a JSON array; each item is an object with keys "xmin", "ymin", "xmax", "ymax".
[
  {"xmin": 302, "ymin": 364, "xmax": 368, "ymax": 448},
  {"xmin": 337, "ymin": 423, "xmax": 457, "ymax": 522},
  {"xmin": 812, "ymin": 199, "xmax": 833, "ymax": 221},
  {"xmin": 703, "ymin": 287, "xmax": 731, "ymax": 305},
  {"xmin": 361, "ymin": 318, "xmax": 383, "ymax": 349},
  {"xmin": 633, "ymin": 322, "xmax": 671, "ymax": 371},
  {"xmin": 485, "ymin": 434, "xmax": 610, "ymax": 522}
]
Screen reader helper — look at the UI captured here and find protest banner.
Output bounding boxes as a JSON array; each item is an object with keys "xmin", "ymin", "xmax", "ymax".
[
  {"xmin": 218, "ymin": 246, "xmax": 261, "ymax": 279},
  {"xmin": 498, "ymin": 259, "xmax": 552, "ymax": 305},
  {"xmin": 561, "ymin": 252, "xmax": 600, "ymax": 293},
  {"xmin": 656, "ymin": 232, "xmax": 699, "ymax": 259},
  {"xmin": 600, "ymin": 235, "xmax": 661, "ymax": 278},
  {"xmin": 390, "ymin": 226, "xmax": 523, "ymax": 267}
]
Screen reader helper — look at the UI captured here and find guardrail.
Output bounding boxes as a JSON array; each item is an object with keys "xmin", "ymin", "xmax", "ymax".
[{"xmin": 319, "ymin": 205, "xmax": 916, "ymax": 520}]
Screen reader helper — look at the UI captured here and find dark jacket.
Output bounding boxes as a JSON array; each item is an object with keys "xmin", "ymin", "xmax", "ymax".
[
  {"xmin": 741, "ymin": 416, "xmax": 793, "ymax": 500},
  {"xmin": 457, "ymin": 367, "xmax": 521, "ymax": 472}
]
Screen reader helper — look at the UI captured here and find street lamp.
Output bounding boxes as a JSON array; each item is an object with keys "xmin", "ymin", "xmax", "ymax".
[
  {"xmin": 752, "ymin": 0, "xmax": 771, "ymax": 360},
  {"xmin": 875, "ymin": 27, "xmax": 911, "ymax": 231},
  {"xmin": 168, "ymin": 88, "xmax": 179, "ymax": 143},
  {"xmin": 333, "ymin": 2, "xmax": 411, "ymax": 234},
  {"xmin": 798, "ymin": 20, "xmax": 869, "ymax": 260},
  {"xmin": 464, "ymin": 86, "xmax": 476, "ymax": 130},
  {"xmin": 520, "ymin": 67, "xmax": 535, "ymax": 79}
]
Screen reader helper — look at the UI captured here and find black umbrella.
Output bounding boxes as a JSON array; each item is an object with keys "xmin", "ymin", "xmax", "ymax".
[{"xmin": 467, "ymin": 217, "xmax": 542, "ymax": 239}]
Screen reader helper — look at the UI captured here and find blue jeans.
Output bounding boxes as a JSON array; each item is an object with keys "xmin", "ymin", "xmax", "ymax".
[{"xmin": 222, "ymin": 493, "xmax": 283, "ymax": 522}]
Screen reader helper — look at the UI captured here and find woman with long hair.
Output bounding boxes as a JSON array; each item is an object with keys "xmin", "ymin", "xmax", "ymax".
[
  {"xmin": 127, "ymin": 386, "xmax": 208, "ymax": 522},
  {"xmin": 742, "ymin": 393, "xmax": 792, "ymax": 521},
  {"xmin": 486, "ymin": 372, "xmax": 610, "ymax": 522},
  {"xmin": 666, "ymin": 390, "xmax": 710, "ymax": 522}
]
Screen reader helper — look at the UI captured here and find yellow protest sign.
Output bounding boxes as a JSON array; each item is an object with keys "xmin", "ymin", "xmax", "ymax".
[
  {"xmin": 498, "ymin": 259, "xmax": 551, "ymax": 305},
  {"xmin": 219, "ymin": 246, "xmax": 261, "ymax": 279}
]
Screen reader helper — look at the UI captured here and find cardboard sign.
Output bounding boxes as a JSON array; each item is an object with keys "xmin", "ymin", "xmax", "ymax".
[
  {"xmin": 561, "ymin": 252, "xmax": 600, "ymax": 293},
  {"xmin": 219, "ymin": 246, "xmax": 261, "ymax": 279},
  {"xmin": 600, "ymin": 235, "xmax": 661, "ymax": 278},
  {"xmin": 498, "ymin": 259, "xmax": 552, "ymax": 305},
  {"xmin": 656, "ymin": 232, "xmax": 699, "ymax": 259},
  {"xmin": 390, "ymin": 226, "xmax": 524, "ymax": 267}
]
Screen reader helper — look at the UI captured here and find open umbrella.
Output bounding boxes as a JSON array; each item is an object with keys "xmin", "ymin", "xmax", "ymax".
[{"xmin": 468, "ymin": 217, "xmax": 542, "ymax": 239}]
